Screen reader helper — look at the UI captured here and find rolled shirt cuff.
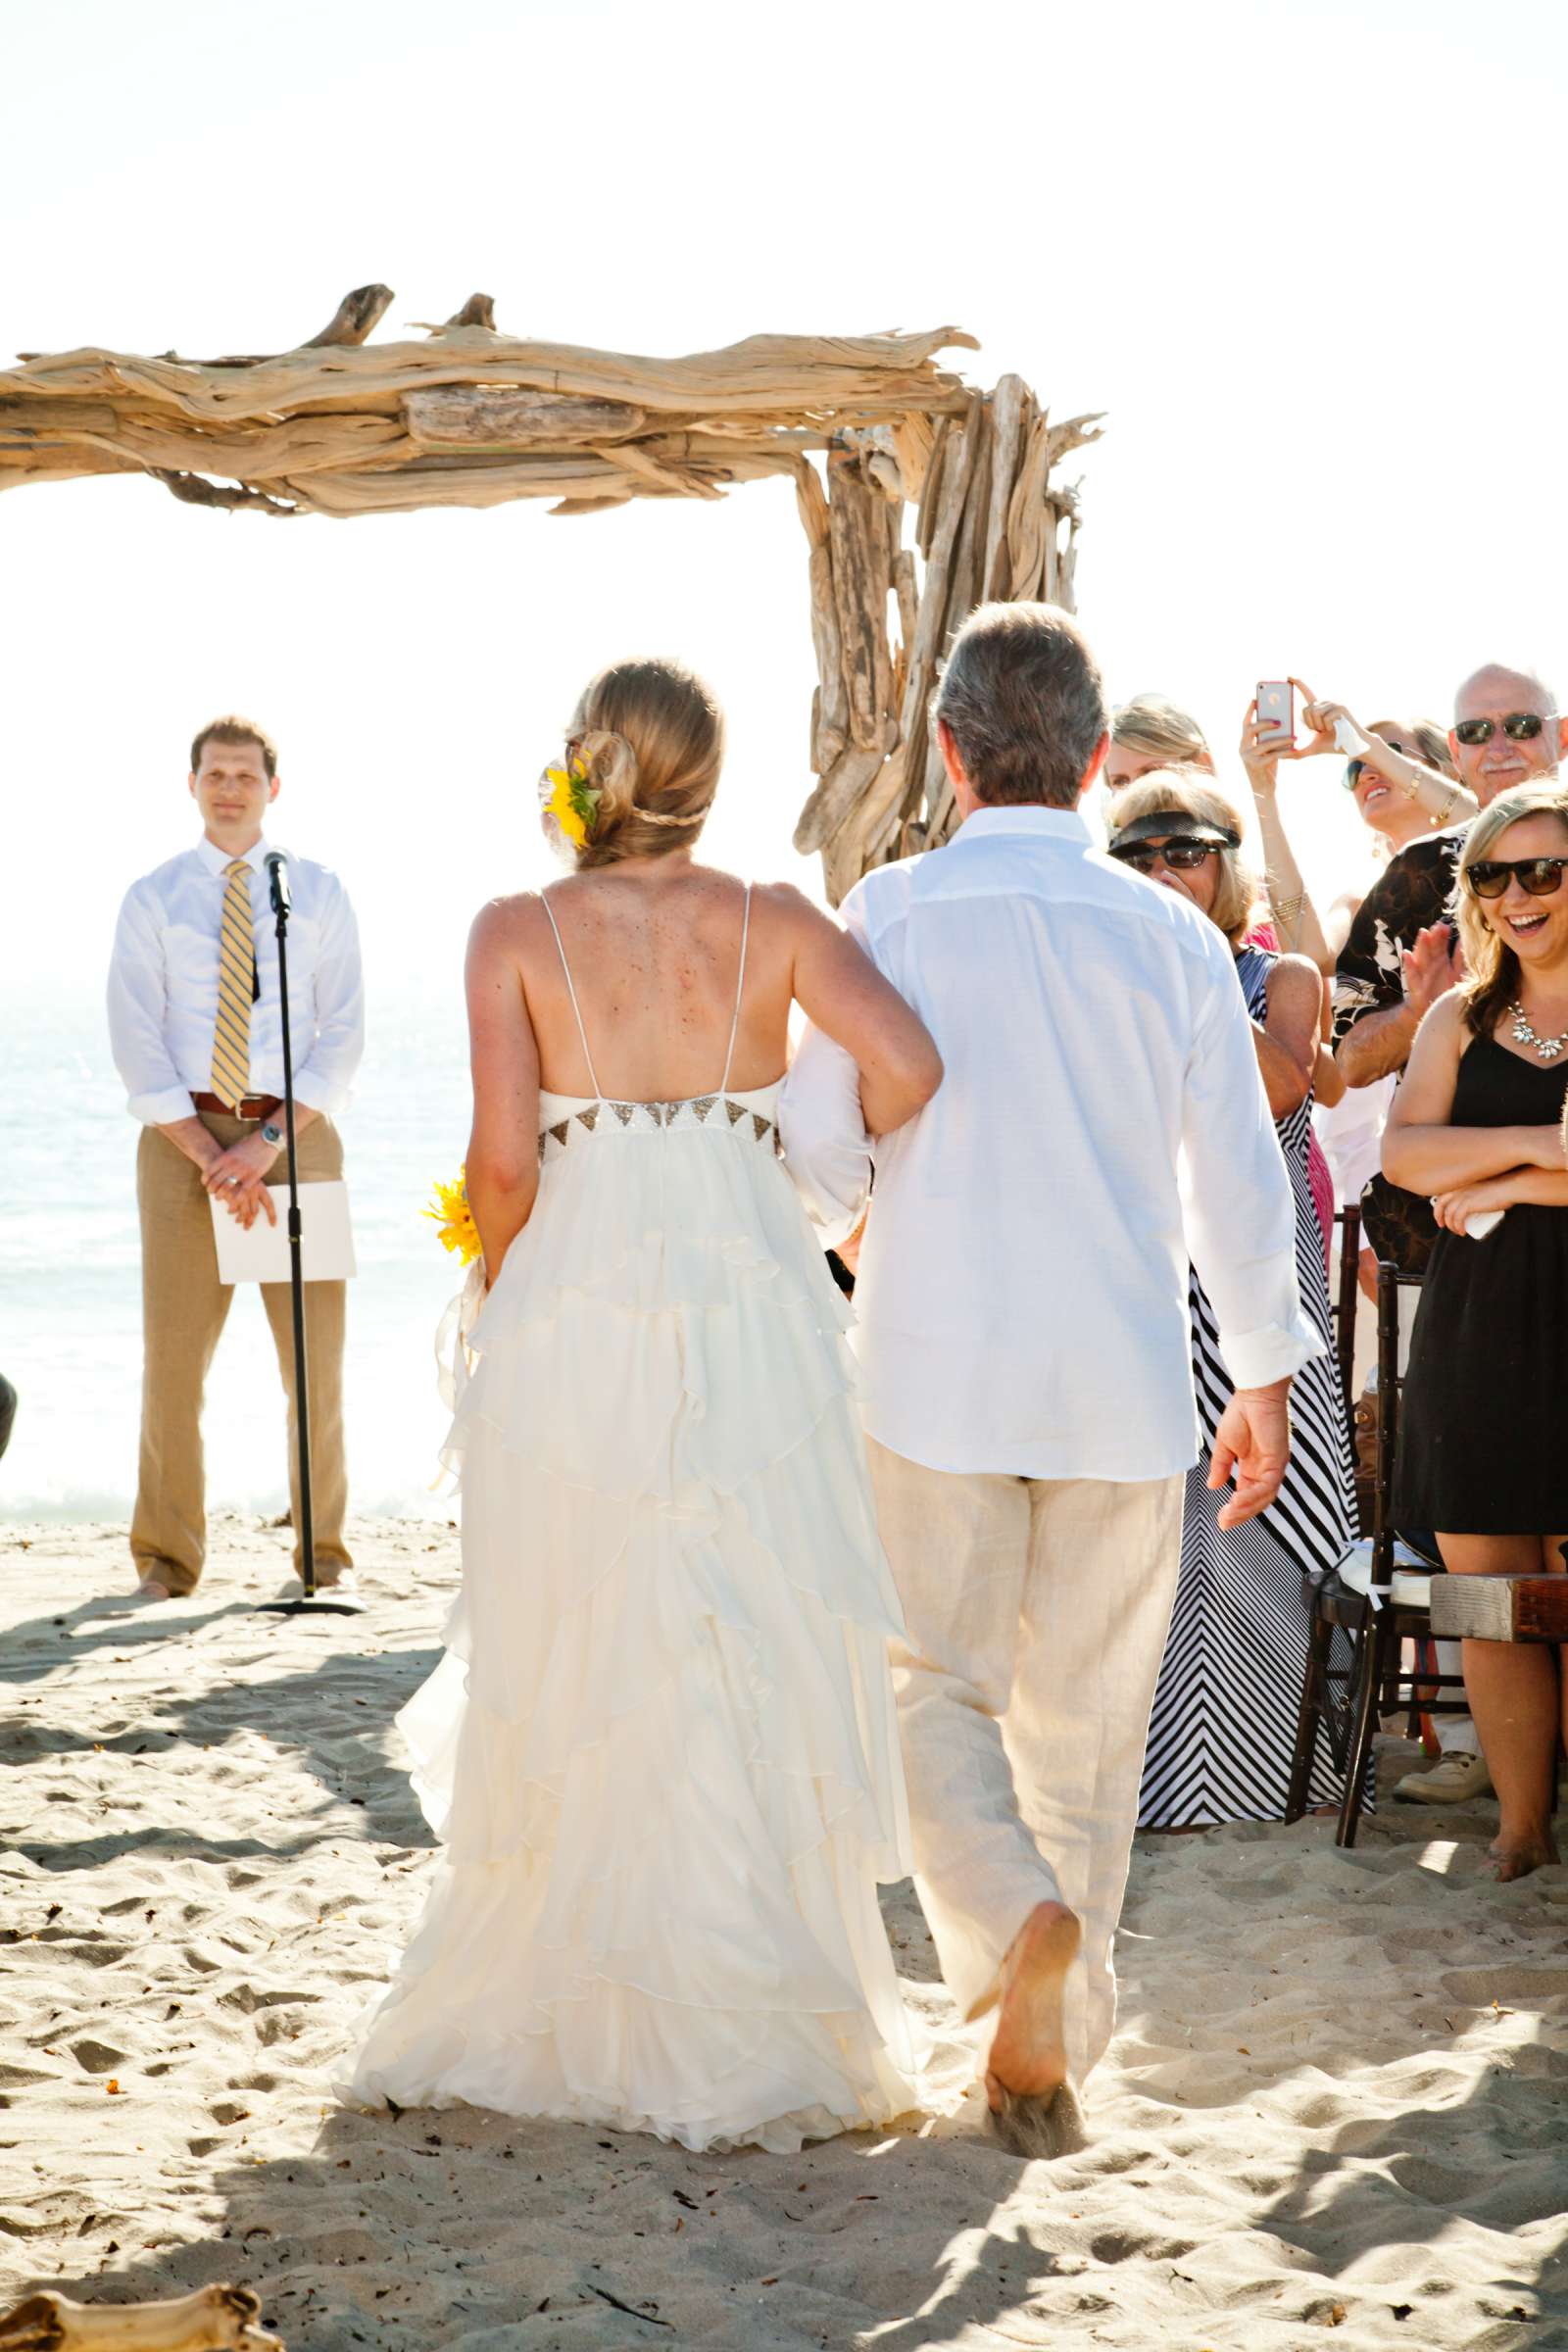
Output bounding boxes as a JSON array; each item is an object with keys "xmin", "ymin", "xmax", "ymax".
[
  {"xmin": 1216, "ymin": 1310, "xmax": 1324, "ymax": 1393},
  {"xmin": 130, "ymin": 1085, "xmax": 198, "ymax": 1127},
  {"xmin": 802, "ymin": 1191, "xmax": 867, "ymax": 1253},
  {"xmin": 777, "ymin": 1140, "xmax": 870, "ymax": 1251}
]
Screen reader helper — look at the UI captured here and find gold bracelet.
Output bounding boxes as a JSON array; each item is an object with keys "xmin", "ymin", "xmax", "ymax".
[
  {"xmin": 1434, "ymin": 787, "xmax": 1459, "ymax": 824},
  {"xmin": 1272, "ymin": 892, "xmax": 1304, "ymax": 927}
]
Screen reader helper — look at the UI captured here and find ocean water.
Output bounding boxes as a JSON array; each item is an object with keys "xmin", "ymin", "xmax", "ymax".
[{"xmin": 2, "ymin": 989, "xmax": 476, "ymax": 1525}]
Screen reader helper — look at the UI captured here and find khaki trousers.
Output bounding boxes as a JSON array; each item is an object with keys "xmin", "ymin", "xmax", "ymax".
[
  {"xmin": 867, "ymin": 1440, "xmax": 1184, "ymax": 2086},
  {"xmin": 131, "ymin": 1114, "xmax": 352, "ymax": 1594}
]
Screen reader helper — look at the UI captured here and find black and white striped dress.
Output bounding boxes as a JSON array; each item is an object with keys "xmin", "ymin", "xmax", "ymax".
[{"xmin": 1138, "ymin": 948, "xmax": 1358, "ymax": 1830}]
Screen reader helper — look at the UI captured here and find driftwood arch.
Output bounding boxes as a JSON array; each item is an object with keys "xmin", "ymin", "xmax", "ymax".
[{"xmin": 0, "ymin": 287, "xmax": 1101, "ymax": 902}]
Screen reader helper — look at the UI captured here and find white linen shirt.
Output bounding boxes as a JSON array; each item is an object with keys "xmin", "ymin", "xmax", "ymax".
[
  {"xmin": 107, "ymin": 836, "xmax": 365, "ymax": 1126},
  {"xmin": 780, "ymin": 806, "xmax": 1319, "ymax": 1484}
]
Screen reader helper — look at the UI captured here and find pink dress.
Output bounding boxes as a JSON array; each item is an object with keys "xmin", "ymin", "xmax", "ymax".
[{"xmin": 1249, "ymin": 920, "xmax": 1334, "ymax": 1277}]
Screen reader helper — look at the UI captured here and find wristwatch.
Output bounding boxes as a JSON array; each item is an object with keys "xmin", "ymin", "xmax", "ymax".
[{"xmin": 261, "ymin": 1118, "xmax": 284, "ymax": 1150}]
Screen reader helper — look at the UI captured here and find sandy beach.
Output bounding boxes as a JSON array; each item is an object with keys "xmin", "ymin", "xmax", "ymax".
[{"xmin": 3, "ymin": 1516, "xmax": 1566, "ymax": 2351}]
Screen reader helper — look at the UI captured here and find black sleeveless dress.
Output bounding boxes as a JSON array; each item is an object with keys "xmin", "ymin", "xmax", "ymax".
[{"xmin": 1394, "ymin": 1033, "xmax": 1568, "ymax": 1535}]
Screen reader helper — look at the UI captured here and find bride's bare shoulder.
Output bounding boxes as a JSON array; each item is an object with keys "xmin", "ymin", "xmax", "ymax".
[{"xmin": 466, "ymin": 889, "xmax": 552, "ymax": 964}]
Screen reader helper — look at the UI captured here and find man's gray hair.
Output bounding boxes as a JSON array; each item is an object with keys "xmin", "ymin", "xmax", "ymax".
[
  {"xmin": 933, "ymin": 602, "xmax": 1106, "ymax": 808},
  {"xmin": 1453, "ymin": 662, "xmax": 1558, "ymax": 718}
]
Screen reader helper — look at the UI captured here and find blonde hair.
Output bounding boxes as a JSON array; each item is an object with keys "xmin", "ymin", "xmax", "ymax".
[
  {"xmin": 1109, "ymin": 694, "xmax": 1215, "ymax": 773},
  {"xmin": 191, "ymin": 714, "xmax": 277, "ymax": 778},
  {"xmin": 1364, "ymin": 716, "xmax": 1455, "ymax": 778},
  {"xmin": 1451, "ymin": 782, "xmax": 1568, "ymax": 1039},
  {"xmin": 565, "ymin": 658, "xmax": 724, "ymax": 869},
  {"xmin": 1106, "ymin": 765, "xmax": 1260, "ymax": 948}
]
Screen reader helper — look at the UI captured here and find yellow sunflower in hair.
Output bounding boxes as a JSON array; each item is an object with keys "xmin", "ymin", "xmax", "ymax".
[{"xmin": 540, "ymin": 755, "xmax": 600, "ymax": 858}]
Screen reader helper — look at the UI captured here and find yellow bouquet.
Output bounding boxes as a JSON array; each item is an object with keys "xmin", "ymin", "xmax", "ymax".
[{"xmin": 424, "ymin": 1168, "xmax": 482, "ymax": 1268}]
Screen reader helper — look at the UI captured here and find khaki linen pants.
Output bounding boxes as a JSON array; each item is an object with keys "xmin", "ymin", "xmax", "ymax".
[
  {"xmin": 867, "ymin": 1440, "xmax": 1184, "ymax": 2087},
  {"xmin": 131, "ymin": 1115, "xmax": 352, "ymax": 1593}
]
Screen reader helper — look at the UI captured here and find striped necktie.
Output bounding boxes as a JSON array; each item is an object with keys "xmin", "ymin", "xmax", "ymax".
[{"xmin": 210, "ymin": 858, "xmax": 255, "ymax": 1112}]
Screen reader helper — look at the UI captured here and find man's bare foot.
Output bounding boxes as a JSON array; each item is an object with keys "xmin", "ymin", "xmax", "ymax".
[
  {"xmin": 982, "ymin": 1901, "xmax": 1082, "ymax": 2154},
  {"xmin": 1489, "ymin": 1830, "xmax": 1559, "ymax": 1884},
  {"xmin": 129, "ymin": 1578, "xmax": 172, "ymax": 1602}
]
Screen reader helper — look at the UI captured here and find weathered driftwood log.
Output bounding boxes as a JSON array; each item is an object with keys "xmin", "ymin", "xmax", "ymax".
[
  {"xmin": 0, "ymin": 2284, "xmax": 281, "ymax": 2352},
  {"xmin": 1, "ymin": 288, "xmax": 1099, "ymax": 902},
  {"xmin": 304, "ymin": 283, "xmax": 395, "ymax": 349}
]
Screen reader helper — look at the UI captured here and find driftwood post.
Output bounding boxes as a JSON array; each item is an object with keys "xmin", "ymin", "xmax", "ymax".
[
  {"xmin": 0, "ymin": 294, "xmax": 1102, "ymax": 902},
  {"xmin": 0, "ymin": 2284, "xmax": 281, "ymax": 2352}
]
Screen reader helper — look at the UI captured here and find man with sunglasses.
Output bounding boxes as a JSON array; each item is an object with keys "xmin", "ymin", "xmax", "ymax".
[{"xmin": 1331, "ymin": 663, "xmax": 1563, "ymax": 1807}]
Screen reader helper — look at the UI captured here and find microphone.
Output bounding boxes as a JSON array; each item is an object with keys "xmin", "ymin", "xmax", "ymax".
[{"xmin": 266, "ymin": 851, "xmax": 291, "ymax": 916}]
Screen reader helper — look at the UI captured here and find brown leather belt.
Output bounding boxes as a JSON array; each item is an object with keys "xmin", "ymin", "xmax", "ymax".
[{"xmin": 192, "ymin": 1093, "xmax": 282, "ymax": 1121}]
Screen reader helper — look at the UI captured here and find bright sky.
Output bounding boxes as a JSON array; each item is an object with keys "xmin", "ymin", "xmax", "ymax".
[{"xmin": 5, "ymin": 0, "xmax": 1568, "ymax": 1000}]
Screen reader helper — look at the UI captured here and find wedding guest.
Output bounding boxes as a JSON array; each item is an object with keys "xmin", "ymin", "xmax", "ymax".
[
  {"xmin": 1311, "ymin": 715, "xmax": 1465, "ymax": 1230},
  {"xmin": 1110, "ymin": 690, "xmax": 1337, "ymax": 1256},
  {"xmin": 1111, "ymin": 690, "xmax": 1335, "ymax": 972},
  {"xmin": 1384, "ymin": 784, "xmax": 1568, "ymax": 1880},
  {"xmin": 1334, "ymin": 664, "xmax": 1562, "ymax": 1805},
  {"xmin": 1312, "ymin": 710, "xmax": 1470, "ymax": 956},
  {"xmin": 1105, "ymin": 772, "xmax": 1358, "ymax": 1830},
  {"xmin": 1105, "ymin": 693, "xmax": 1215, "ymax": 790},
  {"xmin": 107, "ymin": 717, "xmax": 364, "ymax": 1601},
  {"xmin": 782, "ymin": 604, "xmax": 1318, "ymax": 2147}
]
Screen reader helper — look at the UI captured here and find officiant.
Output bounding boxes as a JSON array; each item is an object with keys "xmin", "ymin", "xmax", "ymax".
[{"xmin": 107, "ymin": 715, "xmax": 364, "ymax": 1601}]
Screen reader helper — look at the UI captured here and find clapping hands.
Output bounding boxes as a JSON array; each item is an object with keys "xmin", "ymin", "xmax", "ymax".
[{"xmin": 1400, "ymin": 921, "xmax": 1463, "ymax": 1018}]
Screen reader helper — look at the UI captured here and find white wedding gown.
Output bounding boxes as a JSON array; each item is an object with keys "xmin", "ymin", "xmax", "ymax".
[{"xmin": 345, "ymin": 889, "xmax": 921, "ymax": 2152}]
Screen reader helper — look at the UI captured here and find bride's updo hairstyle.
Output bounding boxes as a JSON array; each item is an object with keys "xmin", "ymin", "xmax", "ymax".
[{"xmin": 568, "ymin": 658, "xmax": 725, "ymax": 870}]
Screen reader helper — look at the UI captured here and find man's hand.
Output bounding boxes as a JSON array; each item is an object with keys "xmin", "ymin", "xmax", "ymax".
[
  {"xmin": 1400, "ymin": 922, "xmax": 1463, "ymax": 1019},
  {"xmin": 203, "ymin": 1132, "xmax": 279, "ymax": 1229},
  {"xmin": 1208, "ymin": 1377, "xmax": 1293, "ymax": 1528}
]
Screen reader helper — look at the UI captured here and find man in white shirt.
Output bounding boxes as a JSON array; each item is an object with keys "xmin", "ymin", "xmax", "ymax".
[
  {"xmin": 781, "ymin": 603, "xmax": 1318, "ymax": 2146},
  {"xmin": 108, "ymin": 716, "xmax": 364, "ymax": 1600}
]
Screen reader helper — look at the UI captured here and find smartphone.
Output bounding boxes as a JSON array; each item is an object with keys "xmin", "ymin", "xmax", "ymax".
[{"xmin": 1256, "ymin": 680, "xmax": 1295, "ymax": 745}]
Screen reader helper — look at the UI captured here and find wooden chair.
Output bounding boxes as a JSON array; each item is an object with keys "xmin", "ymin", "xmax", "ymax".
[{"xmin": 1286, "ymin": 1258, "xmax": 1468, "ymax": 1845}]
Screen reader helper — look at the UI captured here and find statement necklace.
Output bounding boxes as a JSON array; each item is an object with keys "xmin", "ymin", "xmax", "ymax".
[{"xmin": 1507, "ymin": 1000, "xmax": 1568, "ymax": 1061}]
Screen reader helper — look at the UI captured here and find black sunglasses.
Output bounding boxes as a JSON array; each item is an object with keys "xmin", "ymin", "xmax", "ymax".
[
  {"xmin": 1342, "ymin": 749, "xmax": 1415, "ymax": 792},
  {"xmin": 1464, "ymin": 856, "xmax": 1568, "ymax": 900},
  {"xmin": 1452, "ymin": 712, "xmax": 1553, "ymax": 747},
  {"xmin": 1110, "ymin": 838, "xmax": 1217, "ymax": 874}
]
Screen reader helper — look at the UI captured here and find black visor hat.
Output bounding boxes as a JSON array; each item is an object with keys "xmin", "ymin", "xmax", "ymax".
[{"xmin": 1108, "ymin": 808, "xmax": 1241, "ymax": 852}]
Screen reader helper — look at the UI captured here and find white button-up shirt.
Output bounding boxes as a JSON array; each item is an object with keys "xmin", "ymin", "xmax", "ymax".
[
  {"xmin": 107, "ymin": 836, "xmax": 365, "ymax": 1125},
  {"xmin": 780, "ymin": 806, "xmax": 1318, "ymax": 1484}
]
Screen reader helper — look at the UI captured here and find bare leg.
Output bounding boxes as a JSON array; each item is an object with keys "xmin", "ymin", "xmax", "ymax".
[
  {"xmin": 983, "ymin": 1901, "xmax": 1083, "ymax": 2157},
  {"xmin": 1438, "ymin": 1532, "xmax": 1563, "ymax": 1882}
]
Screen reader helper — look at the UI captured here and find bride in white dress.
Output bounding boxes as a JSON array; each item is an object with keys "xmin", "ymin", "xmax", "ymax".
[{"xmin": 345, "ymin": 657, "xmax": 943, "ymax": 2153}]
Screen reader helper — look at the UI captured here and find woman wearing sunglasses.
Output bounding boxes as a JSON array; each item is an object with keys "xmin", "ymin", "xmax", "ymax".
[
  {"xmin": 1384, "ymin": 784, "xmax": 1568, "ymax": 1881},
  {"xmin": 1109, "ymin": 693, "xmax": 1339, "ymax": 1266},
  {"xmin": 1105, "ymin": 770, "xmax": 1358, "ymax": 1832}
]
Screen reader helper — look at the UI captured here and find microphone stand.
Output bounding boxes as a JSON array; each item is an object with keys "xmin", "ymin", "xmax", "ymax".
[{"xmin": 257, "ymin": 851, "xmax": 362, "ymax": 1621}]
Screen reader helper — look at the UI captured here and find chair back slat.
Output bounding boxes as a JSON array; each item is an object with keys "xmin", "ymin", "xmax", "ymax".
[
  {"xmin": 1332, "ymin": 1202, "xmax": 1360, "ymax": 1423},
  {"xmin": 1371, "ymin": 1258, "xmax": 1424, "ymax": 1589}
]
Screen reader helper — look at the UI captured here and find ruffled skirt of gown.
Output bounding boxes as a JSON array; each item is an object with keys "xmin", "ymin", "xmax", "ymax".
[{"xmin": 341, "ymin": 1087, "xmax": 922, "ymax": 2152}]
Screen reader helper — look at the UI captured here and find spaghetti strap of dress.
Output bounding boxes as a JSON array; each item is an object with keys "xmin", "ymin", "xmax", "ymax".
[
  {"xmin": 540, "ymin": 892, "xmax": 603, "ymax": 1101},
  {"xmin": 718, "ymin": 883, "xmax": 754, "ymax": 1095}
]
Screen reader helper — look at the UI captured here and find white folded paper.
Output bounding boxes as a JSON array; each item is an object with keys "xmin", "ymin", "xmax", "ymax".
[
  {"xmin": 1464, "ymin": 1208, "xmax": 1506, "ymax": 1241},
  {"xmin": 210, "ymin": 1179, "xmax": 357, "ymax": 1285}
]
